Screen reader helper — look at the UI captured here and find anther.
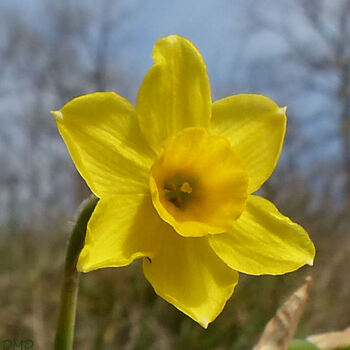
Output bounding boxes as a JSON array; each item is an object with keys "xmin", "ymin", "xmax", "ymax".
[{"xmin": 180, "ymin": 182, "xmax": 192, "ymax": 194}]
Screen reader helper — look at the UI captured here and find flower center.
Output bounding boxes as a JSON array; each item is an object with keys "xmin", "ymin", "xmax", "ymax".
[
  {"xmin": 164, "ymin": 177, "xmax": 194, "ymax": 208},
  {"xmin": 149, "ymin": 127, "xmax": 248, "ymax": 237}
]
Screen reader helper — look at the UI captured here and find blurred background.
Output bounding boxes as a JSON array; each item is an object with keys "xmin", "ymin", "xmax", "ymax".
[{"xmin": 0, "ymin": 0, "xmax": 349, "ymax": 349}]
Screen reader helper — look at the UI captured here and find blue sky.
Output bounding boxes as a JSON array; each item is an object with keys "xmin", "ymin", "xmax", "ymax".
[
  {"xmin": 0, "ymin": 0, "xmax": 286, "ymax": 99},
  {"xmin": 0, "ymin": 0, "xmax": 341, "ymax": 161},
  {"xmin": 0, "ymin": 0, "xmax": 345, "ymax": 225}
]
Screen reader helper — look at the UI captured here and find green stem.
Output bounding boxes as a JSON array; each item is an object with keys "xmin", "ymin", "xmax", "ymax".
[{"xmin": 55, "ymin": 196, "xmax": 99, "ymax": 350}]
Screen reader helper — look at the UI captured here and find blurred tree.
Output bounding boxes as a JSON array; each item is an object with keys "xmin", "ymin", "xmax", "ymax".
[
  {"xmin": 247, "ymin": 0, "xmax": 350, "ymax": 226},
  {"xmin": 0, "ymin": 0, "xmax": 137, "ymax": 232},
  {"xmin": 285, "ymin": 0, "xmax": 350, "ymax": 213}
]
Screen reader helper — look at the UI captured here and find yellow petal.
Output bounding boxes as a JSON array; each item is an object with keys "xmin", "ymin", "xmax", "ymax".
[
  {"xmin": 52, "ymin": 92, "xmax": 155, "ymax": 197},
  {"xmin": 210, "ymin": 94, "xmax": 286, "ymax": 193},
  {"xmin": 209, "ymin": 195, "xmax": 315, "ymax": 275},
  {"xmin": 137, "ymin": 35, "xmax": 211, "ymax": 152},
  {"xmin": 77, "ymin": 193, "xmax": 165, "ymax": 272},
  {"xmin": 150, "ymin": 127, "xmax": 248, "ymax": 237},
  {"xmin": 143, "ymin": 230, "xmax": 239, "ymax": 328}
]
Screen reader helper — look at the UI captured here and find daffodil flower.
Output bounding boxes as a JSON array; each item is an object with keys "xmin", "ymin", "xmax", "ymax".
[{"xmin": 52, "ymin": 35, "xmax": 315, "ymax": 328}]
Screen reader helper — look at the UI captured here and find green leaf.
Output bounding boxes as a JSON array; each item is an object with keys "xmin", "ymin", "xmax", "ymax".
[{"xmin": 288, "ymin": 339, "xmax": 320, "ymax": 350}]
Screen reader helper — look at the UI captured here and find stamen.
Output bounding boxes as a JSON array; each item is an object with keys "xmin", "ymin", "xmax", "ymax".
[
  {"xmin": 163, "ymin": 177, "xmax": 194, "ymax": 209},
  {"xmin": 180, "ymin": 182, "xmax": 192, "ymax": 194}
]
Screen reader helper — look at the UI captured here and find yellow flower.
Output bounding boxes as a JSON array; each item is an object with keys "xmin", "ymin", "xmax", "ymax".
[{"xmin": 52, "ymin": 35, "xmax": 315, "ymax": 328}]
